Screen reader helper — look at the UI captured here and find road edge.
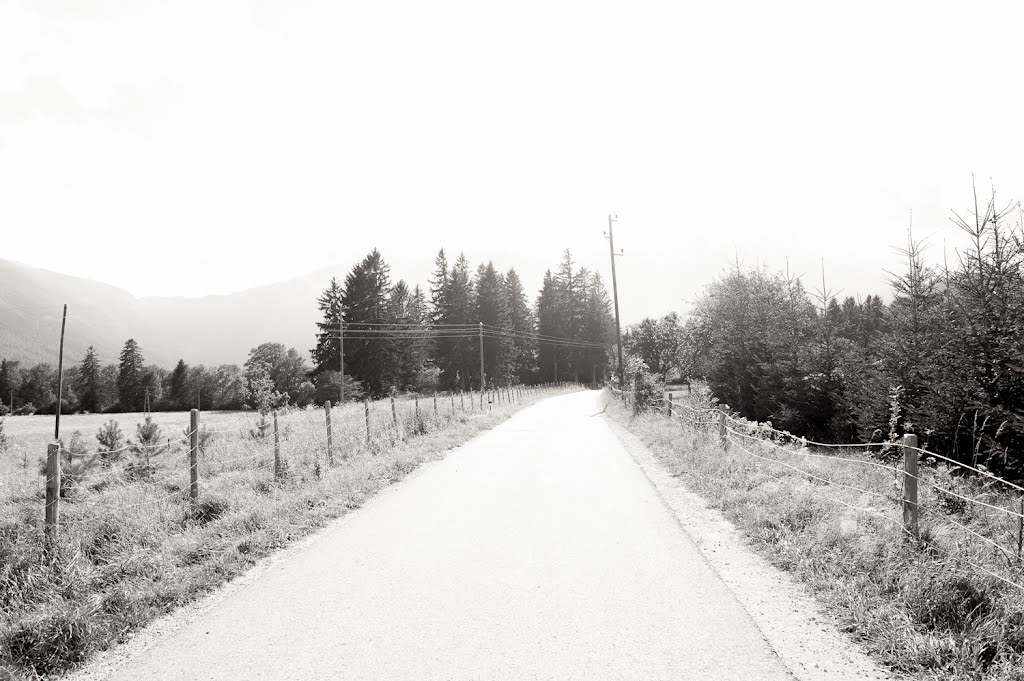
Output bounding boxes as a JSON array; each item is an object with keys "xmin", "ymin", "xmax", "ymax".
[{"xmin": 601, "ymin": 414, "xmax": 895, "ymax": 681}]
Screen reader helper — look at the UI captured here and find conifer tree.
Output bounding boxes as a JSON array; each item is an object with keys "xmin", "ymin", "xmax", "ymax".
[
  {"xmin": 504, "ymin": 268, "xmax": 536, "ymax": 383},
  {"xmin": 311, "ymin": 277, "xmax": 345, "ymax": 375},
  {"xmin": 438, "ymin": 253, "xmax": 476, "ymax": 390},
  {"xmin": 117, "ymin": 339, "xmax": 146, "ymax": 411},
  {"xmin": 169, "ymin": 359, "xmax": 190, "ymax": 411},
  {"xmin": 474, "ymin": 262, "xmax": 512, "ymax": 385},
  {"xmin": 342, "ymin": 250, "xmax": 399, "ymax": 396},
  {"xmin": 77, "ymin": 346, "xmax": 103, "ymax": 413}
]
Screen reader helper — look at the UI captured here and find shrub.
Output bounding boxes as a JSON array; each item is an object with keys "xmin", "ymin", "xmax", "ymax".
[
  {"xmin": 96, "ymin": 420, "xmax": 125, "ymax": 465},
  {"xmin": 12, "ymin": 403, "xmax": 35, "ymax": 416},
  {"xmin": 0, "ymin": 414, "xmax": 6, "ymax": 451},
  {"xmin": 624, "ymin": 355, "xmax": 661, "ymax": 414}
]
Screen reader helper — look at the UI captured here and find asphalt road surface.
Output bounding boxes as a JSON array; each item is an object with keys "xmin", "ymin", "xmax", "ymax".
[{"xmin": 105, "ymin": 391, "xmax": 794, "ymax": 680}]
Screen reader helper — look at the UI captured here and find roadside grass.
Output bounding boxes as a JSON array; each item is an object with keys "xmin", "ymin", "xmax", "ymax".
[
  {"xmin": 606, "ymin": 392, "xmax": 1024, "ymax": 681},
  {"xmin": 0, "ymin": 386, "xmax": 580, "ymax": 679}
]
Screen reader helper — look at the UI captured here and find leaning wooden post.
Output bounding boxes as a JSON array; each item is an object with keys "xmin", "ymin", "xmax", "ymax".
[
  {"xmin": 272, "ymin": 410, "xmax": 282, "ymax": 481},
  {"xmin": 391, "ymin": 392, "xmax": 399, "ymax": 431},
  {"xmin": 44, "ymin": 442, "xmax": 60, "ymax": 545},
  {"xmin": 364, "ymin": 399, "xmax": 371, "ymax": 446},
  {"xmin": 460, "ymin": 390, "xmax": 465, "ymax": 411},
  {"xmin": 433, "ymin": 392, "xmax": 438, "ymax": 419},
  {"xmin": 189, "ymin": 409, "xmax": 199, "ymax": 502},
  {"xmin": 324, "ymin": 400, "xmax": 334, "ymax": 466},
  {"xmin": 718, "ymin": 408, "xmax": 728, "ymax": 450},
  {"xmin": 902, "ymin": 434, "xmax": 920, "ymax": 540},
  {"xmin": 667, "ymin": 392, "xmax": 674, "ymax": 420}
]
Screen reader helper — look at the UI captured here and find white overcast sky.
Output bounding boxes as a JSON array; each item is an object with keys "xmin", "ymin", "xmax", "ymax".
[{"xmin": 2, "ymin": 0, "xmax": 1023, "ymax": 323}]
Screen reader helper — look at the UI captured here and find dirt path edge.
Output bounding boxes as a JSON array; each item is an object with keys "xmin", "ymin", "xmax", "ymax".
[{"xmin": 603, "ymin": 415, "xmax": 895, "ymax": 681}]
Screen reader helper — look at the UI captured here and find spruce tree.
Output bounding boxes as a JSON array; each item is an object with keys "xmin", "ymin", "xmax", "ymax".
[
  {"xmin": 342, "ymin": 249, "xmax": 399, "ymax": 397},
  {"xmin": 311, "ymin": 277, "xmax": 345, "ymax": 375},
  {"xmin": 505, "ymin": 268, "xmax": 536, "ymax": 383},
  {"xmin": 474, "ymin": 262, "xmax": 512, "ymax": 386},
  {"xmin": 76, "ymin": 346, "xmax": 102, "ymax": 413},
  {"xmin": 169, "ymin": 359, "xmax": 190, "ymax": 411},
  {"xmin": 439, "ymin": 253, "xmax": 476, "ymax": 390},
  {"xmin": 117, "ymin": 339, "xmax": 145, "ymax": 412}
]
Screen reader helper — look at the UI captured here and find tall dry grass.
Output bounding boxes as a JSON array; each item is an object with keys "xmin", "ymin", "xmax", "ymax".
[
  {"xmin": 0, "ymin": 385, "xmax": 578, "ymax": 679},
  {"xmin": 608, "ymin": 390, "xmax": 1024, "ymax": 681}
]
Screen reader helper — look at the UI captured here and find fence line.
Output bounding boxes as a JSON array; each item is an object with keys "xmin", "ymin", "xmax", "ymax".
[
  {"xmin": 609, "ymin": 386, "xmax": 1024, "ymax": 592},
  {"xmin": 18, "ymin": 382, "xmax": 577, "ymax": 542}
]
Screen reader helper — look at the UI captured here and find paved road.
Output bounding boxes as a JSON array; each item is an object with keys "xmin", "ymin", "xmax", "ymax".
[{"xmin": 107, "ymin": 391, "xmax": 792, "ymax": 680}]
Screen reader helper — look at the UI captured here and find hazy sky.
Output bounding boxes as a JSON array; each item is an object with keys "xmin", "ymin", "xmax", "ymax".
[{"xmin": 2, "ymin": 0, "xmax": 1023, "ymax": 324}]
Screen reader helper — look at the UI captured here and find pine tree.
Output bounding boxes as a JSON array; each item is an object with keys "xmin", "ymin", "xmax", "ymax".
[
  {"xmin": 474, "ymin": 262, "xmax": 512, "ymax": 386},
  {"xmin": 0, "ymin": 359, "xmax": 21, "ymax": 413},
  {"xmin": 342, "ymin": 249, "xmax": 400, "ymax": 397},
  {"xmin": 117, "ymin": 339, "xmax": 145, "ymax": 412},
  {"xmin": 311, "ymin": 277, "xmax": 345, "ymax": 375},
  {"xmin": 76, "ymin": 347, "xmax": 102, "ymax": 413},
  {"xmin": 438, "ymin": 253, "xmax": 476, "ymax": 390},
  {"xmin": 169, "ymin": 359, "xmax": 190, "ymax": 410},
  {"xmin": 504, "ymin": 268, "xmax": 536, "ymax": 383},
  {"xmin": 535, "ymin": 270, "xmax": 559, "ymax": 382},
  {"xmin": 389, "ymin": 280, "xmax": 429, "ymax": 388}
]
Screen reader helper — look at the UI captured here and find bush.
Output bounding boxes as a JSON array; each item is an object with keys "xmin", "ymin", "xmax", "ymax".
[
  {"xmin": 624, "ymin": 355, "xmax": 661, "ymax": 414},
  {"xmin": 12, "ymin": 403, "xmax": 35, "ymax": 416},
  {"xmin": 0, "ymin": 415, "xmax": 6, "ymax": 451},
  {"xmin": 96, "ymin": 420, "xmax": 125, "ymax": 465}
]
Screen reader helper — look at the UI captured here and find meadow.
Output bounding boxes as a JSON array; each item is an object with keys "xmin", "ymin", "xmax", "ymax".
[
  {"xmin": 608, "ymin": 388, "xmax": 1024, "ymax": 681},
  {"xmin": 0, "ymin": 384, "xmax": 579, "ymax": 679}
]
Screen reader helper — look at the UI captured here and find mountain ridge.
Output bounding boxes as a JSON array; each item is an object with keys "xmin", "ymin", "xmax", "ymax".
[{"xmin": 0, "ymin": 259, "xmax": 340, "ymax": 367}]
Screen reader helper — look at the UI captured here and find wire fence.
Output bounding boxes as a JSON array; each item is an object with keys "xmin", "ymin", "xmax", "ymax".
[
  {"xmin": 608, "ymin": 386, "xmax": 1024, "ymax": 592},
  {"xmin": 9, "ymin": 383, "xmax": 577, "ymax": 543}
]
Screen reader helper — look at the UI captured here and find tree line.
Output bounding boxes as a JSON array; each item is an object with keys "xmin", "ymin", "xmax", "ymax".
[
  {"xmin": 624, "ymin": 184, "xmax": 1024, "ymax": 480},
  {"xmin": 309, "ymin": 248, "xmax": 615, "ymax": 399},
  {"xmin": 0, "ymin": 248, "xmax": 614, "ymax": 415}
]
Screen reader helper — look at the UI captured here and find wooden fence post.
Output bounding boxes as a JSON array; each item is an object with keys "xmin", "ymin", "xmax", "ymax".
[
  {"xmin": 324, "ymin": 400, "xmax": 334, "ymax": 466},
  {"xmin": 718, "ymin": 408, "xmax": 727, "ymax": 450},
  {"xmin": 189, "ymin": 409, "xmax": 199, "ymax": 501},
  {"xmin": 433, "ymin": 392, "xmax": 438, "ymax": 418},
  {"xmin": 272, "ymin": 410, "xmax": 282, "ymax": 481},
  {"xmin": 391, "ymin": 392, "xmax": 398, "ymax": 431},
  {"xmin": 364, "ymin": 399, "xmax": 371, "ymax": 446},
  {"xmin": 460, "ymin": 391, "xmax": 465, "ymax": 411},
  {"xmin": 903, "ymin": 434, "xmax": 920, "ymax": 540},
  {"xmin": 667, "ymin": 392, "xmax": 674, "ymax": 420},
  {"xmin": 45, "ymin": 442, "xmax": 60, "ymax": 545}
]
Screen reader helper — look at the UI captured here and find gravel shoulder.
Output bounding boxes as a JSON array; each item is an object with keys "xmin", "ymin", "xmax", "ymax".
[{"xmin": 603, "ymin": 414, "xmax": 893, "ymax": 680}]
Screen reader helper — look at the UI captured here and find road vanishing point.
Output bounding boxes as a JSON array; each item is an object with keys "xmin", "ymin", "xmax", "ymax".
[{"xmin": 96, "ymin": 391, "xmax": 813, "ymax": 680}]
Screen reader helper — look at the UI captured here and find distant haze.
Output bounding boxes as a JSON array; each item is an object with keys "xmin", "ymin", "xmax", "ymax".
[{"xmin": 3, "ymin": 2, "xmax": 1024, "ymax": 325}]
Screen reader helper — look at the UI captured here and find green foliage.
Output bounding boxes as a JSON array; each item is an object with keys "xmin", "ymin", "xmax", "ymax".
[
  {"xmin": 624, "ymin": 355, "xmax": 661, "ymax": 414},
  {"xmin": 0, "ymin": 414, "xmax": 6, "ymax": 451}
]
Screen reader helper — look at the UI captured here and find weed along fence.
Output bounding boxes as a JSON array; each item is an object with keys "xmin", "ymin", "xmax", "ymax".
[
  {"xmin": 608, "ymin": 386, "xmax": 1024, "ymax": 593},
  {"xmin": 31, "ymin": 383, "xmax": 569, "ymax": 543}
]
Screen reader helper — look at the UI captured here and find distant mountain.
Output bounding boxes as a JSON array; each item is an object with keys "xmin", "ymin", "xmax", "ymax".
[{"xmin": 0, "ymin": 259, "xmax": 339, "ymax": 367}]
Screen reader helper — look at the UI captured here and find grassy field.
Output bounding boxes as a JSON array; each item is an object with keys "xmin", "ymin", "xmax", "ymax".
[
  {"xmin": 606, "ymin": 389, "xmax": 1024, "ymax": 681},
  {"xmin": 0, "ymin": 385, "xmax": 580, "ymax": 679}
]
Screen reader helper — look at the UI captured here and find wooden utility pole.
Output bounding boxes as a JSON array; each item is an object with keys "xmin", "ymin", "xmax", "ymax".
[
  {"xmin": 344, "ymin": 317, "xmax": 348, "ymax": 405},
  {"xmin": 54, "ymin": 304, "xmax": 67, "ymax": 440},
  {"xmin": 479, "ymin": 322, "xmax": 486, "ymax": 393},
  {"xmin": 273, "ymin": 410, "xmax": 282, "ymax": 480},
  {"xmin": 605, "ymin": 215, "xmax": 625, "ymax": 389}
]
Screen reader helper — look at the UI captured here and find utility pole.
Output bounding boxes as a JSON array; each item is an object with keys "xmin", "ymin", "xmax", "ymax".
[
  {"xmin": 478, "ymin": 321, "xmax": 486, "ymax": 392},
  {"xmin": 605, "ymin": 214, "xmax": 625, "ymax": 389},
  {"xmin": 339, "ymin": 315, "xmax": 345, "ymax": 405},
  {"xmin": 54, "ymin": 304, "xmax": 67, "ymax": 440}
]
